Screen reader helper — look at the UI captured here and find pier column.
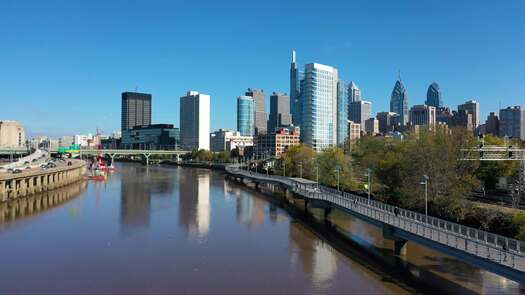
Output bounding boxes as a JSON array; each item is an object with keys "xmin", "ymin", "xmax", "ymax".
[
  {"xmin": 28, "ymin": 177, "xmax": 34, "ymax": 195},
  {"xmin": 10, "ymin": 179, "xmax": 17, "ymax": 199},
  {"xmin": 35, "ymin": 176, "xmax": 42, "ymax": 193},
  {"xmin": 0, "ymin": 180, "xmax": 6, "ymax": 202},
  {"xmin": 383, "ymin": 224, "xmax": 408, "ymax": 255}
]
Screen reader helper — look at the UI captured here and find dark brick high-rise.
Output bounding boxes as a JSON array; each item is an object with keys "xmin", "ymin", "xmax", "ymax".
[{"xmin": 121, "ymin": 92, "xmax": 152, "ymax": 131}]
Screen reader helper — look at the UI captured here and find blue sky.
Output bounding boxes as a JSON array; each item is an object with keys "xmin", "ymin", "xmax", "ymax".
[{"xmin": 1, "ymin": 0, "xmax": 524, "ymax": 137}]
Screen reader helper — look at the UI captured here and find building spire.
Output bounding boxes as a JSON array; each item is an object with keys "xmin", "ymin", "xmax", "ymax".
[
  {"xmin": 292, "ymin": 50, "xmax": 296, "ymax": 63},
  {"xmin": 398, "ymin": 69, "xmax": 401, "ymax": 81}
]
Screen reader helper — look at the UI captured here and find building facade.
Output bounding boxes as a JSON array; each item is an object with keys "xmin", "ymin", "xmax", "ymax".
[
  {"xmin": 499, "ymin": 106, "xmax": 525, "ymax": 140},
  {"xmin": 237, "ymin": 96, "xmax": 255, "ymax": 136},
  {"xmin": 301, "ymin": 63, "xmax": 338, "ymax": 151},
  {"xmin": 425, "ymin": 82, "xmax": 442, "ymax": 108},
  {"xmin": 458, "ymin": 100, "xmax": 480, "ymax": 129},
  {"xmin": 268, "ymin": 92, "xmax": 292, "ymax": 133},
  {"xmin": 347, "ymin": 81, "xmax": 361, "ymax": 103},
  {"xmin": 485, "ymin": 112, "xmax": 499, "ymax": 136},
  {"xmin": 364, "ymin": 118, "xmax": 379, "ymax": 135},
  {"xmin": 121, "ymin": 92, "xmax": 152, "ymax": 132},
  {"xmin": 390, "ymin": 80, "xmax": 409, "ymax": 126},
  {"xmin": 210, "ymin": 129, "xmax": 253, "ymax": 152},
  {"xmin": 348, "ymin": 121, "xmax": 361, "ymax": 142},
  {"xmin": 245, "ymin": 88, "xmax": 267, "ymax": 135},
  {"xmin": 180, "ymin": 91, "xmax": 211, "ymax": 150},
  {"xmin": 255, "ymin": 127, "xmax": 300, "ymax": 158},
  {"xmin": 349, "ymin": 100, "xmax": 372, "ymax": 130},
  {"xmin": 337, "ymin": 80, "xmax": 348, "ymax": 145},
  {"xmin": 0, "ymin": 121, "xmax": 25, "ymax": 148},
  {"xmin": 121, "ymin": 124, "xmax": 180, "ymax": 150},
  {"xmin": 376, "ymin": 112, "xmax": 398, "ymax": 134},
  {"xmin": 290, "ymin": 50, "xmax": 302, "ymax": 127},
  {"xmin": 409, "ymin": 105, "xmax": 437, "ymax": 127}
]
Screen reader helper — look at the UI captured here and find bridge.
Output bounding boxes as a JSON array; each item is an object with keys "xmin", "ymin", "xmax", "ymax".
[
  {"xmin": 0, "ymin": 147, "xmax": 30, "ymax": 156},
  {"xmin": 78, "ymin": 149, "xmax": 190, "ymax": 165},
  {"xmin": 225, "ymin": 165, "xmax": 525, "ymax": 285}
]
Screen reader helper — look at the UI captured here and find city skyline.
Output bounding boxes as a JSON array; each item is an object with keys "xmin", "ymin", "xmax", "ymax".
[{"xmin": 1, "ymin": 1, "xmax": 525, "ymax": 136}]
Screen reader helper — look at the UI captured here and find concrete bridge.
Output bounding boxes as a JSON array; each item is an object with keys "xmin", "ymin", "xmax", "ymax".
[
  {"xmin": 0, "ymin": 160, "xmax": 87, "ymax": 202},
  {"xmin": 0, "ymin": 147, "xmax": 30, "ymax": 157},
  {"xmin": 225, "ymin": 165, "xmax": 525, "ymax": 285},
  {"xmin": 78, "ymin": 149, "xmax": 189, "ymax": 165}
]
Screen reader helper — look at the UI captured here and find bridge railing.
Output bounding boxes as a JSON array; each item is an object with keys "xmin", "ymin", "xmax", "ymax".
[{"xmin": 227, "ymin": 167, "xmax": 525, "ymax": 271}]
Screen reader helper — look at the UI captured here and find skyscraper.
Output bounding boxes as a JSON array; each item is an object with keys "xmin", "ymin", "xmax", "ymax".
[
  {"xmin": 290, "ymin": 50, "xmax": 301, "ymax": 126},
  {"xmin": 180, "ymin": 91, "xmax": 210, "ymax": 150},
  {"xmin": 425, "ymin": 82, "xmax": 442, "ymax": 108},
  {"xmin": 485, "ymin": 112, "xmax": 499, "ymax": 136},
  {"xmin": 409, "ymin": 105, "xmax": 436, "ymax": 127},
  {"xmin": 347, "ymin": 81, "xmax": 361, "ymax": 103},
  {"xmin": 499, "ymin": 106, "xmax": 525, "ymax": 140},
  {"xmin": 376, "ymin": 112, "xmax": 398, "ymax": 134},
  {"xmin": 246, "ymin": 88, "xmax": 267, "ymax": 135},
  {"xmin": 268, "ymin": 92, "xmax": 292, "ymax": 133},
  {"xmin": 337, "ymin": 80, "xmax": 348, "ymax": 145},
  {"xmin": 121, "ymin": 92, "xmax": 152, "ymax": 131},
  {"xmin": 458, "ymin": 100, "xmax": 480, "ymax": 129},
  {"xmin": 390, "ymin": 80, "xmax": 409, "ymax": 126},
  {"xmin": 301, "ymin": 63, "xmax": 338, "ymax": 151},
  {"xmin": 237, "ymin": 96, "xmax": 255, "ymax": 136},
  {"xmin": 349, "ymin": 100, "xmax": 372, "ymax": 130}
]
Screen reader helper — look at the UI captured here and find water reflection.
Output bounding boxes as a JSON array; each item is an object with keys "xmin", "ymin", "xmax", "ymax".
[
  {"xmin": 179, "ymin": 168, "xmax": 210, "ymax": 238},
  {"xmin": 0, "ymin": 180, "xmax": 87, "ymax": 229}
]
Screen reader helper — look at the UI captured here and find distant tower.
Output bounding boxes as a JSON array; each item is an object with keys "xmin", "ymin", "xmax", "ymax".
[
  {"xmin": 121, "ymin": 92, "xmax": 152, "ymax": 132},
  {"xmin": 390, "ymin": 79, "xmax": 409, "ymax": 126},
  {"xmin": 180, "ymin": 91, "xmax": 211, "ymax": 150},
  {"xmin": 245, "ymin": 88, "xmax": 267, "ymax": 135},
  {"xmin": 237, "ymin": 96, "xmax": 255, "ymax": 136},
  {"xmin": 347, "ymin": 81, "xmax": 361, "ymax": 103},
  {"xmin": 425, "ymin": 82, "xmax": 442, "ymax": 108},
  {"xmin": 290, "ymin": 50, "xmax": 301, "ymax": 126}
]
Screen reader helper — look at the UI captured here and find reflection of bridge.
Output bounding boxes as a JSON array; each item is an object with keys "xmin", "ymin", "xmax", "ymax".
[
  {"xmin": 225, "ymin": 165, "xmax": 525, "ymax": 285},
  {"xmin": 79, "ymin": 149, "xmax": 189, "ymax": 165}
]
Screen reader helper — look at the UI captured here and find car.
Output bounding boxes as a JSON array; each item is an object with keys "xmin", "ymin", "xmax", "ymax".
[
  {"xmin": 25, "ymin": 167, "xmax": 31, "ymax": 170},
  {"xmin": 13, "ymin": 169, "xmax": 23, "ymax": 174},
  {"xmin": 67, "ymin": 161, "xmax": 72, "ymax": 166},
  {"xmin": 24, "ymin": 161, "xmax": 30, "ymax": 165},
  {"xmin": 32, "ymin": 159, "xmax": 38, "ymax": 163}
]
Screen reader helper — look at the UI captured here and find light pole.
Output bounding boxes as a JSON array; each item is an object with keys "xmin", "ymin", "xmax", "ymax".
[
  {"xmin": 282, "ymin": 162, "xmax": 286, "ymax": 177},
  {"xmin": 335, "ymin": 165, "xmax": 340, "ymax": 191},
  {"xmin": 299, "ymin": 162, "xmax": 303, "ymax": 178},
  {"xmin": 365, "ymin": 168, "xmax": 372, "ymax": 205},
  {"xmin": 420, "ymin": 175, "xmax": 429, "ymax": 217},
  {"xmin": 315, "ymin": 165, "xmax": 319, "ymax": 190}
]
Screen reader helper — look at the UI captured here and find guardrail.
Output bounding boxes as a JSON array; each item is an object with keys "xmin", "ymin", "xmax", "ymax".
[{"xmin": 226, "ymin": 165, "xmax": 525, "ymax": 273}]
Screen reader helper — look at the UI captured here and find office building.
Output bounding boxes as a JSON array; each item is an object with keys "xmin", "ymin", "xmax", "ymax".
[
  {"xmin": 237, "ymin": 96, "xmax": 255, "ymax": 136},
  {"xmin": 245, "ymin": 88, "xmax": 267, "ymax": 135},
  {"xmin": 409, "ymin": 105, "xmax": 436, "ymax": 127},
  {"xmin": 210, "ymin": 129, "xmax": 253, "ymax": 152},
  {"xmin": 348, "ymin": 121, "xmax": 361, "ymax": 142},
  {"xmin": 337, "ymin": 80, "xmax": 348, "ymax": 145},
  {"xmin": 390, "ymin": 80, "xmax": 409, "ymax": 126},
  {"xmin": 425, "ymin": 82, "xmax": 442, "ymax": 108},
  {"xmin": 301, "ymin": 63, "xmax": 338, "ymax": 151},
  {"xmin": 376, "ymin": 112, "xmax": 398, "ymax": 134},
  {"xmin": 364, "ymin": 118, "xmax": 379, "ymax": 135},
  {"xmin": 347, "ymin": 81, "xmax": 361, "ymax": 103},
  {"xmin": 74, "ymin": 134, "xmax": 93, "ymax": 147},
  {"xmin": 180, "ymin": 91, "xmax": 211, "ymax": 150},
  {"xmin": 0, "ymin": 121, "xmax": 25, "ymax": 148},
  {"xmin": 485, "ymin": 112, "xmax": 499, "ymax": 136},
  {"xmin": 349, "ymin": 100, "xmax": 372, "ymax": 130},
  {"xmin": 290, "ymin": 50, "xmax": 303, "ymax": 127},
  {"xmin": 499, "ymin": 106, "xmax": 525, "ymax": 140},
  {"xmin": 121, "ymin": 92, "xmax": 152, "ymax": 131},
  {"xmin": 58, "ymin": 136, "xmax": 74, "ymax": 147},
  {"xmin": 121, "ymin": 124, "xmax": 180, "ymax": 149},
  {"xmin": 255, "ymin": 127, "xmax": 300, "ymax": 158},
  {"xmin": 450, "ymin": 110, "xmax": 473, "ymax": 131},
  {"xmin": 268, "ymin": 92, "xmax": 292, "ymax": 133},
  {"xmin": 458, "ymin": 100, "xmax": 480, "ymax": 129}
]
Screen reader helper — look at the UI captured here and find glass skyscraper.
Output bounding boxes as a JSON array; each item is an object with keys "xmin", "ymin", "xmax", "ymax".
[
  {"xmin": 290, "ymin": 50, "xmax": 303, "ymax": 127},
  {"xmin": 237, "ymin": 96, "xmax": 255, "ymax": 136},
  {"xmin": 347, "ymin": 81, "xmax": 361, "ymax": 103},
  {"xmin": 425, "ymin": 82, "xmax": 442, "ymax": 108},
  {"xmin": 301, "ymin": 63, "xmax": 338, "ymax": 151},
  {"xmin": 390, "ymin": 80, "xmax": 409, "ymax": 126},
  {"xmin": 337, "ymin": 79, "xmax": 348, "ymax": 145}
]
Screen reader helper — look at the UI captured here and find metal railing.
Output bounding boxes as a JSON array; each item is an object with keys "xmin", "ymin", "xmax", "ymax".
[{"xmin": 226, "ymin": 165, "xmax": 525, "ymax": 272}]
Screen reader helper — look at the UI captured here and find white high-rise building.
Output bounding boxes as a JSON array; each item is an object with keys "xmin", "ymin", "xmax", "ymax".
[
  {"xmin": 180, "ymin": 91, "xmax": 210, "ymax": 150},
  {"xmin": 301, "ymin": 63, "xmax": 338, "ymax": 151}
]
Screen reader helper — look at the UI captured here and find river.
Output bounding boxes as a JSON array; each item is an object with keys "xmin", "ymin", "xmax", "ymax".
[{"xmin": 0, "ymin": 163, "xmax": 522, "ymax": 294}]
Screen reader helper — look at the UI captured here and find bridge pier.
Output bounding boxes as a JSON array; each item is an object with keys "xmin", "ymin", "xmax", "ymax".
[
  {"xmin": 383, "ymin": 224, "xmax": 408, "ymax": 255},
  {"xmin": 108, "ymin": 154, "xmax": 116, "ymax": 168},
  {"xmin": 143, "ymin": 153, "xmax": 151, "ymax": 166}
]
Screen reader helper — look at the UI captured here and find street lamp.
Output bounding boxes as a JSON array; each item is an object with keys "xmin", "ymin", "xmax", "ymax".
[
  {"xmin": 335, "ymin": 165, "xmax": 341, "ymax": 191},
  {"xmin": 298, "ymin": 162, "xmax": 303, "ymax": 178},
  {"xmin": 315, "ymin": 165, "xmax": 319, "ymax": 190},
  {"xmin": 365, "ymin": 168, "xmax": 372, "ymax": 205},
  {"xmin": 420, "ymin": 175, "xmax": 429, "ymax": 217},
  {"xmin": 282, "ymin": 162, "xmax": 286, "ymax": 177}
]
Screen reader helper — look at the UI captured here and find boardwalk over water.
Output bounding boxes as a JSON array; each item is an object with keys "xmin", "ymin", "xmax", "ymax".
[{"xmin": 225, "ymin": 165, "xmax": 525, "ymax": 284}]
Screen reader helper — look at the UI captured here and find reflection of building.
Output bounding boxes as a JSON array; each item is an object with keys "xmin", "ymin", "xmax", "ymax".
[
  {"xmin": 235, "ymin": 194, "xmax": 266, "ymax": 229},
  {"xmin": 179, "ymin": 170, "xmax": 210, "ymax": 237},
  {"xmin": 180, "ymin": 91, "xmax": 211, "ymax": 150},
  {"xmin": 120, "ymin": 166, "xmax": 152, "ymax": 230},
  {"xmin": 0, "ymin": 121, "xmax": 25, "ymax": 148},
  {"xmin": 210, "ymin": 129, "xmax": 253, "ymax": 152},
  {"xmin": 121, "ymin": 124, "xmax": 180, "ymax": 149},
  {"xmin": 255, "ymin": 127, "xmax": 300, "ymax": 158}
]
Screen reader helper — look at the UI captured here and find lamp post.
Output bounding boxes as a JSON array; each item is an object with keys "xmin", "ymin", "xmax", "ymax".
[
  {"xmin": 298, "ymin": 162, "xmax": 303, "ymax": 178},
  {"xmin": 365, "ymin": 168, "xmax": 372, "ymax": 205},
  {"xmin": 335, "ymin": 165, "xmax": 341, "ymax": 191},
  {"xmin": 315, "ymin": 165, "xmax": 319, "ymax": 190},
  {"xmin": 420, "ymin": 175, "xmax": 429, "ymax": 217},
  {"xmin": 282, "ymin": 162, "xmax": 286, "ymax": 177}
]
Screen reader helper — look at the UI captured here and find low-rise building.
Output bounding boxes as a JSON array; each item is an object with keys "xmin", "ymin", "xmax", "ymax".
[
  {"xmin": 121, "ymin": 124, "xmax": 180, "ymax": 150},
  {"xmin": 409, "ymin": 104, "xmax": 436, "ymax": 127},
  {"xmin": 255, "ymin": 127, "xmax": 300, "ymax": 158},
  {"xmin": 364, "ymin": 118, "xmax": 379, "ymax": 135},
  {"xmin": 59, "ymin": 136, "xmax": 74, "ymax": 147},
  {"xmin": 210, "ymin": 129, "xmax": 253, "ymax": 152},
  {"xmin": 0, "ymin": 120, "xmax": 25, "ymax": 148},
  {"xmin": 348, "ymin": 120, "xmax": 361, "ymax": 142},
  {"xmin": 376, "ymin": 112, "xmax": 398, "ymax": 134}
]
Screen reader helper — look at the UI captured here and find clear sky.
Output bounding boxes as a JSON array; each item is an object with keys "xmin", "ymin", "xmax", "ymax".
[{"xmin": 1, "ymin": 0, "xmax": 524, "ymax": 137}]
